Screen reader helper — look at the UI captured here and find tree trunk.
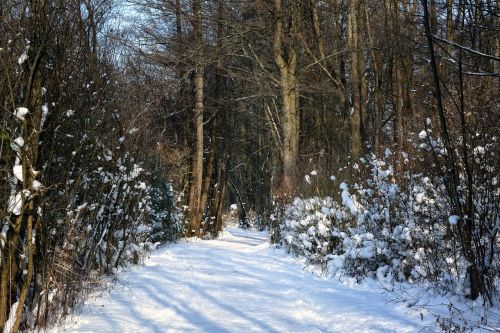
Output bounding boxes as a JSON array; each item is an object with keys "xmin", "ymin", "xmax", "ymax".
[
  {"xmin": 210, "ymin": 162, "xmax": 227, "ymax": 236},
  {"xmin": 187, "ymin": 0, "xmax": 204, "ymax": 237},
  {"xmin": 357, "ymin": 3, "xmax": 367, "ymax": 148},
  {"xmin": 198, "ymin": 117, "xmax": 217, "ymax": 229},
  {"xmin": 282, "ymin": 77, "xmax": 299, "ymax": 192},
  {"xmin": 394, "ymin": 66, "xmax": 404, "ymax": 172},
  {"xmin": 348, "ymin": 0, "xmax": 362, "ymax": 161},
  {"xmin": 175, "ymin": 0, "xmax": 191, "ymax": 206},
  {"xmin": 364, "ymin": 2, "xmax": 383, "ymax": 155},
  {"xmin": 273, "ymin": 0, "xmax": 299, "ymax": 193}
]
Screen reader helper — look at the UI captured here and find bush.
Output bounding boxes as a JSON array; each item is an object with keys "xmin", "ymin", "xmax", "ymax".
[{"xmin": 279, "ymin": 154, "xmax": 499, "ymax": 299}]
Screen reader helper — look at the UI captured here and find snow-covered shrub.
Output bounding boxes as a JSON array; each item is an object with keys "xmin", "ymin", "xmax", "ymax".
[
  {"xmin": 279, "ymin": 153, "xmax": 499, "ymax": 298},
  {"xmin": 281, "ymin": 197, "xmax": 338, "ymax": 266},
  {"xmin": 0, "ymin": 24, "xmax": 184, "ymax": 330}
]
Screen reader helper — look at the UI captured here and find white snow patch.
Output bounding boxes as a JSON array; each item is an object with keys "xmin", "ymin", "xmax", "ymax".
[
  {"xmin": 15, "ymin": 107, "xmax": 29, "ymax": 121},
  {"xmin": 3, "ymin": 301, "xmax": 19, "ymax": 333},
  {"xmin": 418, "ymin": 130, "xmax": 427, "ymax": 140},
  {"xmin": 321, "ymin": 207, "xmax": 330, "ymax": 215},
  {"xmin": 18, "ymin": 52, "xmax": 28, "ymax": 65},
  {"xmin": 473, "ymin": 146, "xmax": 485, "ymax": 156},
  {"xmin": 11, "ymin": 137, "xmax": 24, "ymax": 152},
  {"xmin": 135, "ymin": 182, "xmax": 146, "ymax": 190},
  {"xmin": 340, "ymin": 182, "xmax": 360, "ymax": 216},
  {"xmin": 41, "ymin": 104, "xmax": 49, "ymax": 128},
  {"xmin": 7, "ymin": 192, "xmax": 23, "ymax": 215},
  {"xmin": 32, "ymin": 180, "xmax": 42, "ymax": 190},
  {"xmin": 448, "ymin": 215, "xmax": 460, "ymax": 225},
  {"xmin": 13, "ymin": 164, "xmax": 23, "ymax": 182},
  {"xmin": 1, "ymin": 224, "xmax": 9, "ymax": 248}
]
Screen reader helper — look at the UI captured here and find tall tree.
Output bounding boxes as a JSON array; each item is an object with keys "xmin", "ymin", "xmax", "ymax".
[
  {"xmin": 187, "ymin": 0, "xmax": 205, "ymax": 237},
  {"xmin": 273, "ymin": 0, "xmax": 300, "ymax": 192},
  {"xmin": 347, "ymin": 0, "xmax": 362, "ymax": 160}
]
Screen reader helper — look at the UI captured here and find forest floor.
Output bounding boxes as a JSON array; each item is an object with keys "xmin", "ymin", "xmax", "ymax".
[{"xmin": 47, "ymin": 228, "xmax": 477, "ymax": 333}]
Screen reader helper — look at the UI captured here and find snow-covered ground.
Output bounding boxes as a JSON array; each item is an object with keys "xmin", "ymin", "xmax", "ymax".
[{"xmin": 48, "ymin": 228, "xmax": 461, "ymax": 332}]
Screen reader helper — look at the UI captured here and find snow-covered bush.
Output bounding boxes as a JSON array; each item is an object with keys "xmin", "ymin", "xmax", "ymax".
[
  {"xmin": 279, "ymin": 153, "xmax": 499, "ymax": 299},
  {"xmin": 281, "ymin": 197, "xmax": 337, "ymax": 265},
  {"xmin": 0, "ymin": 16, "xmax": 184, "ymax": 330}
]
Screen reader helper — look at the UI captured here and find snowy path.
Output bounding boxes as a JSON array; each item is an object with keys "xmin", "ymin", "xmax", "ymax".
[{"xmin": 51, "ymin": 228, "xmax": 430, "ymax": 333}]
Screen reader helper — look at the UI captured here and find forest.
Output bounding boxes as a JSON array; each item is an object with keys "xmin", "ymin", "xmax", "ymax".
[{"xmin": 0, "ymin": 0, "xmax": 499, "ymax": 332}]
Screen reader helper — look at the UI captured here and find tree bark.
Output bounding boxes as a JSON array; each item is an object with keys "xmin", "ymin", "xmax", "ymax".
[
  {"xmin": 348, "ymin": 0, "xmax": 362, "ymax": 161},
  {"xmin": 357, "ymin": 2, "xmax": 367, "ymax": 149},
  {"xmin": 187, "ymin": 0, "xmax": 204, "ymax": 237},
  {"xmin": 394, "ymin": 66, "xmax": 404, "ymax": 172},
  {"xmin": 273, "ymin": 0, "xmax": 299, "ymax": 193},
  {"xmin": 364, "ymin": 2, "xmax": 383, "ymax": 155},
  {"xmin": 198, "ymin": 117, "xmax": 217, "ymax": 229},
  {"xmin": 210, "ymin": 162, "xmax": 227, "ymax": 236}
]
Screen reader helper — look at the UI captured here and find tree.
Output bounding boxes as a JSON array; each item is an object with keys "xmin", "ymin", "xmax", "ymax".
[
  {"xmin": 273, "ymin": 0, "xmax": 300, "ymax": 192},
  {"xmin": 186, "ymin": 0, "xmax": 205, "ymax": 237}
]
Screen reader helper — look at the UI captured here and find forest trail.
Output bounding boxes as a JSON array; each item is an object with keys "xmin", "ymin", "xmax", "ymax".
[{"xmin": 49, "ymin": 228, "xmax": 431, "ymax": 333}]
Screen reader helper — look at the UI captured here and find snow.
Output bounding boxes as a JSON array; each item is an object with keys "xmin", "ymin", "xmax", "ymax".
[
  {"xmin": 340, "ymin": 182, "xmax": 360, "ymax": 215},
  {"xmin": 18, "ymin": 52, "xmax": 28, "ymax": 65},
  {"xmin": 473, "ymin": 146, "xmax": 485, "ymax": 156},
  {"xmin": 320, "ymin": 206, "xmax": 330, "ymax": 215},
  {"xmin": 0, "ymin": 224, "xmax": 8, "ymax": 248},
  {"xmin": 448, "ymin": 215, "xmax": 460, "ymax": 225},
  {"xmin": 418, "ymin": 130, "xmax": 427, "ymax": 140},
  {"xmin": 13, "ymin": 164, "xmax": 23, "ymax": 182},
  {"xmin": 41, "ymin": 104, "xmax": 49, "ymax": 128},
  {"xmin": 376, "ymin": 265, "xmax": 394, "ymax": 292},
  {"xmin": 384, "ymin": 148, "xmax": 392, "ymax": 157},
  {"xmin": 128, "ymin": 128, "xmax": 139, "ymax": 134},
  {"xmin": 3, "ymin": 301, "xmax": 19, "ymax": 333},
  {"xmin": 7, "ymin": 192, "xmax": 23, "ymax": 215},
  {"xmin": 49, "ymin": 228, "xmax": 431, "ymax": 333},
  {"xmin": 12, "ymin": 137, "xmax": 24, "ymax": 152},
  {"xmin": 32, "ymin": 180, "xmax": 42, "ymax": 190},
  {"xmin": 15, "ymin": 107, "xmax": 29, "ymax": 121},
  {"xmin": 129, "ymin": 164, "xmax": 142, "ymax": 179}
]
